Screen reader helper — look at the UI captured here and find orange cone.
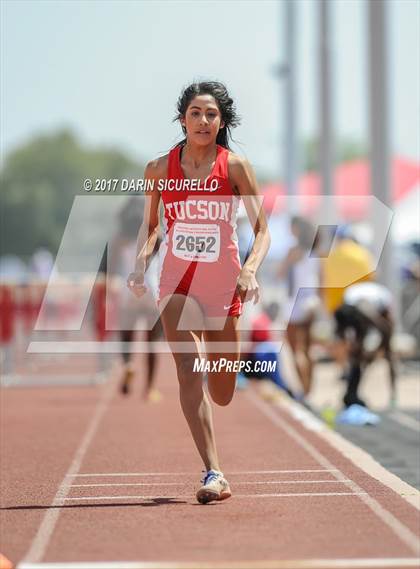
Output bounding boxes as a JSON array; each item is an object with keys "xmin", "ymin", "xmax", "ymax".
[{"xmin": 0, "ymin": 553, "xmax": 13, "ymax": 569}]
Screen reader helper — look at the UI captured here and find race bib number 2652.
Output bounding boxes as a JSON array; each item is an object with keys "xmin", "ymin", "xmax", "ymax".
[{"xmin": 172, "ymin": 223, "xmax": 220, "ymax": 262}]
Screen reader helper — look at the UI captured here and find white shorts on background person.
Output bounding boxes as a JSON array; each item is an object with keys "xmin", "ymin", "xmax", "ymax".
[{"xmin": 284, "ymin": 254, "xmax": 320, "ymax": 325}]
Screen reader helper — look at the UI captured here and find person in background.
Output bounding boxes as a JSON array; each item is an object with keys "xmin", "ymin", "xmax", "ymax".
[
  {"xmin": 278, "ymin": 216, "xmax": 321, "ymax": 402},
  {"xmin": 322, "ymin": 225, "xmax": 375, "ymax": 366},
  {"xmin": 334, "ymin": 281, "xmax": 396, "ymax": 409},
  {"xmin": 322, "ymin": 226, "xmax": 375, "ymax": 313},
  {"xmin": 30, "ymin": 247, "xmax": 55, "ymax": 280},
  {"xmin": 240, "ymin": 302, "xmax": 293, "ymax": 395},
  {"xmin": 109, "ymin": 197, "xmax": 163, "ymax": 401}
]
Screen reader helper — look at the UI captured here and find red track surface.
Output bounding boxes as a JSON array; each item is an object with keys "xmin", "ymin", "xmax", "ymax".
[{"xmin": 1, "ymin": 354, "xmax": 419, "ymax": 568}]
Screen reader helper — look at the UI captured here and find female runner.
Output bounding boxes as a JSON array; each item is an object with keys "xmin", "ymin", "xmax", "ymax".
[
  {"xmin": 127, "ymin": 81, "xmax": 270, "ymax": 504},
  {"xmin": 278, "ymin": 216, "xmax": 320, "ymax": 401}
]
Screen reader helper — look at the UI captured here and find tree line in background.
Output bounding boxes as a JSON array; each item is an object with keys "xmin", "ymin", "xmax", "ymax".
[
  {"xmin": 0, "ymin": 129, "xmax": 366, "ymax": 259},
  {"xmin": 0, "ymin": 130, "xmax": 143, "ymax": 260}
]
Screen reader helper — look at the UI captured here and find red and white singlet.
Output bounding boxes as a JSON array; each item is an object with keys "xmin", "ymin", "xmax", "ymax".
[{"xmin": 157, "ymin": 144, "xmax": 242, "ymax": 317}]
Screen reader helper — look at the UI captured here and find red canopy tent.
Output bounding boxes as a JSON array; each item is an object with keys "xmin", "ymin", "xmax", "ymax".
[{"xmin": 261, "ymin": 157, "xmax": 420, "ymax": 220}]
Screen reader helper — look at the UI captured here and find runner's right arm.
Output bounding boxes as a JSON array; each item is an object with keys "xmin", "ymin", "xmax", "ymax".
[{"xmin": 127, "ymin": 157, "xmax": 166, "ymax": 298}]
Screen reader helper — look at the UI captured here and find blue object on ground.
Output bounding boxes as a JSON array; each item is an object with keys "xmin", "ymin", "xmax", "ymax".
[
  {"xmin": 337, "ymin": 404, "xmax": 381, "ymax": 426},
  {"xmin": 236, "ymin": 372, "xmax": 249, "ymax": 390}
]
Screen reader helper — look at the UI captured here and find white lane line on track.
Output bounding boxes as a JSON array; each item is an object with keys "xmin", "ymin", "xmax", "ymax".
[
  {"xmin": 245, "ymin": 390, "xmax": 420, "ymax": 557},
  {"xmin": 63, "ymin": 492, "xmax": 368, "ymax": 501},
  {"xmin": 28, "ymin": 340, "xmax": 253, "ymax": 354},
  {"xmin": 16, "ymin": 557, "xmax": 420, "ymax": 568},
  {"xmin": 69, "ymin": 469, "xmax": 340, "ymax": 477},
  {"xmin": 389, "ymin": 411, "xmax": 420, "ymax": 432},
  {"xmin": 68, "ymin": 479, "xmax": 351, "ymax": 488},
  {"xmin": 236, "ymin": 492, "xmax": 368, "ymax": 497},
  {"xmin": 21, "ymin": 377, "xmax": 117, "ymax": 564}
]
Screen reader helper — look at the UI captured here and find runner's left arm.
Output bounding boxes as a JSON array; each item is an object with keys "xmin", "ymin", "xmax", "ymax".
[{"xmin": 229, "ymin": 155, "xmax": 271, "ymax": 303}]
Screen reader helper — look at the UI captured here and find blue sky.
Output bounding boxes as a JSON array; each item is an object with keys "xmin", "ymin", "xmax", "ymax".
[{"xmin": 1, "ymin": 0, "xmax": 419, "ymax": 178}]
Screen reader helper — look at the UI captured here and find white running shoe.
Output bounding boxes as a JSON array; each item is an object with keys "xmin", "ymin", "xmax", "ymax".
[{"xmin": 196, "ymin": 469, "xmax": 232, "ymax": 504}]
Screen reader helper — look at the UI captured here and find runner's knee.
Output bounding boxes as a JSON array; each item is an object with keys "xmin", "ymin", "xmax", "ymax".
[
  {"xmin": 211, "ymin": 392, "xmax": 233, "ymax": 406},
  {"xmin": 175, "ymin": 354, "xmax": 200, "ymax": 385},
  {"xmin": 208, "ymin": 374, "xmax": 235, "ymax": 406}
]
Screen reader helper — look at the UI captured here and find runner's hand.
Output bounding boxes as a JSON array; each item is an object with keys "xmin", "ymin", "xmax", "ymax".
[
  {"xmin": 127, "ymin": 271, "xmax": 148, "ymax": 298},
  {"xmin": 236, "ymin": 268, "xmax": 260, "ymax": 304}
]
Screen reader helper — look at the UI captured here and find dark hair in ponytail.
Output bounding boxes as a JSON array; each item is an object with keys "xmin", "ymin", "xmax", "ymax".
[{"xmin": 174, "ymin": 81, "xmax": 240, "ymax": 150}]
